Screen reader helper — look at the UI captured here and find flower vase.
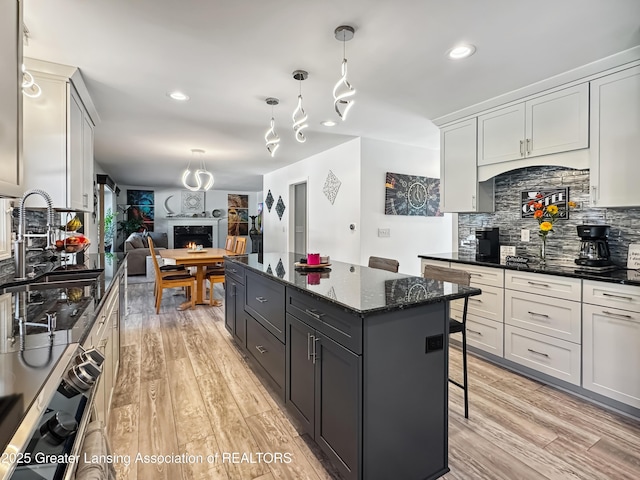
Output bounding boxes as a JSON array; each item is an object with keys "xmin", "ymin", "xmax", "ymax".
[{"xmin": 540, "ymin": 235, "xmax": 547, "ymax": 265}]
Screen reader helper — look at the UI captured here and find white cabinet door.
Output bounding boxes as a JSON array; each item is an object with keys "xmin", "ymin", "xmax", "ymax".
[
  {"xmin": 441, "ymin": 119, "xmax": 494, "ymax": 212},
  {"xmin": 82, "ymin": 111, "xmax": 94, "ymax": 211},
  {"xmin": 0, "ymin": 0, "xmax": 22, "ymax": 198},
  {"xmin": 478, "ymin": 103, "xmax": 525, "ymax": 165},
  {"xmin": 590, "ymin": 65, "xmax": 640, "ymax": 207},
  {"xmin": 526, "ymin": 84, "xmax": 589, "ymax": 158},
  {"xmin": 68, "ymin": 86, "xmax": 85, "ymax": 211},
  {"xmin": 583, "ymin": 304, "xmax": 640, "ymax": 408}
]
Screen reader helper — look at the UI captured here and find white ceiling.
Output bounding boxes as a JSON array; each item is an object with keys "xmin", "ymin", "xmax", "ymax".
[{"xmin": 23, "ymin": 0, "xmax": 640, "ymax": 192}]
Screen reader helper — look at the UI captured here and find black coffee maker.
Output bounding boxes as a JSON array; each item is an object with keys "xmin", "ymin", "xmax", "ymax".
[
  {"xmin": 475, "ymin": 227, "xmax": 500, "ymax": 261},
  {"xmin": 575, "ymin": 225, "xmax": 612, "ymax": 267}
]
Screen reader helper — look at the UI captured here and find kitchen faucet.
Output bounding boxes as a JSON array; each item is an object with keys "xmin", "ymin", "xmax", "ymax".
[{"xmin": 14, "ymin": 189, "xmax": 56, "ymax": 280}]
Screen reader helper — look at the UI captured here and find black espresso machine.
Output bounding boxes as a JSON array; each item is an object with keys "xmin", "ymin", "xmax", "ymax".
[{"xmin": 575, "ymin": 224, "xmax": 612, "ymax": 267}]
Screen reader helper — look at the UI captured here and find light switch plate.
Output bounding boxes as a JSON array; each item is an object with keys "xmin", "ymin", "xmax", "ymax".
[
  {"xmin": 521, "ymin": 229, "xmax": 530, "ymax": 242},
  {"xmin": 378, "ymin": 228, "xmax": 390, "ymax": 238}
]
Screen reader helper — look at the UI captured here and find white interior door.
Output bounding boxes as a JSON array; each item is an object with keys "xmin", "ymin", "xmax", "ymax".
[{"xmin": 293, "ymin": 182, "xmax": 307, "ymax": 255}]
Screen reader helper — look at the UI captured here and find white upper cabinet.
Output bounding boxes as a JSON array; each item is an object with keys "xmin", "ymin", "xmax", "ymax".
[
  {"xmin": 478, "ymin": 84, "xmax": 589, "ymax": 166},
  {"xmin": 22, "ymin": 59, "xmax": 98, "ymax": 211},
  {"xmin": 440, "ymin": 118, "xmax": 494, "ymax": 213},
  {"xmin": 0, "ymin": 0, "xmax": 23, "ymax": 198},
  {"xmin": 589, "ymin": 65, "xmax": 640, "ymax": 207}
]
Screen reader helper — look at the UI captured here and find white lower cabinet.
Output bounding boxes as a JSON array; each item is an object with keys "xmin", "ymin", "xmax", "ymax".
[
  {"xmin": 583, "ymin": 303, "xmax": 640, "ymax": 409},
  {"xmin": 451, "ymin": 284, "xmax": 504, "ymax": 323},
  {"xmin": 451, "ymin": 310, "xmax": 504, "ymax": 356},
  {"xmin": 505, "ymin": 325, "xmax": 581, "ymax": 386}
]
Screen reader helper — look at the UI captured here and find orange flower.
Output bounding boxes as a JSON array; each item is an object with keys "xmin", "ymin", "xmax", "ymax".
[
  {"xmin": 536, "ymin": 193, "xmax": 543, "ymax": 198},
  {"xmin": 534, "ymin": 202, "xmax": 544, "ymax": 210},
  {"xmin": 540, "ymin": 222, "xmax": 553, "ymax": 232},
  {"xmin": 568, "ymin": 201, "xmax": 576, "ymax": 208},
  {"xmin": 547, "ymin": 205, "xmax": 558, "ymax": 215},
  {"xmin": 527, "ymin": 200, "xmax": 536, "ymax": 206},
  {"xmin": 534, "ymin": 210, "xmax": 543, "ymax": 219}
]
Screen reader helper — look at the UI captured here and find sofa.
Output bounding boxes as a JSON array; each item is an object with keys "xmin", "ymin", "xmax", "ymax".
[{"xmin": 124, "ymin": 232, "xmax": 168, "ymax": 276}]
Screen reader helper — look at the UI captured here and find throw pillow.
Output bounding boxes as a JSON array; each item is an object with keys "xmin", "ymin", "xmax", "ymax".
[{"xmin": 129, "ymin": 235, "xmax": 144, "ymax": 249}]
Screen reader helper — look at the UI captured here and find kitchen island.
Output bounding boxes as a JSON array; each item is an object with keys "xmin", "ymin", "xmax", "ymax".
[{"xmin": 224, "ymin": 253, "xmax": 481, "ymax": 480}]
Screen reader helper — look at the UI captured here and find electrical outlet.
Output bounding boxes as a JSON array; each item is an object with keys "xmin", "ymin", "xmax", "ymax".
[
  {"xmin": 521, "ymin": 229, "xmax": 530, "ymax": 242},
  {"xmin": 378, "ymin": 228, "xmax": 390, "ymax": 238}
]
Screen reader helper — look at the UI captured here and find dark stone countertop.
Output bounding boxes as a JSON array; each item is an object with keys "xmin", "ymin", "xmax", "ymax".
[
  {"xmin": 0, "ymin": 253, "xmax": 127, "ymax": 352},
  {"xmin": 418, "ymin": 252, "xmax": 640, "ymax": 287},
  {"xmin": 226, "ymin": 252, "xmax": 481, "ymax": 317}
]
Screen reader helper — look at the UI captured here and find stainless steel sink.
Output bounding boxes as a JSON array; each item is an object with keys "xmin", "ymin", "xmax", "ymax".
[{"xmin": 0, "ymin": 269, "xmax": 104, "ymax": 294}]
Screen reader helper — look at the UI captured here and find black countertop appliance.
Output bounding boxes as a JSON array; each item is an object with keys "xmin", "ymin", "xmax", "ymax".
[
  {"xmin": 575, "ymin": 224, "xmax": 612, "ymax": 267},
  {"xmin": 475, "ymin": 227, "xmax": 500, "ymax": 261}
]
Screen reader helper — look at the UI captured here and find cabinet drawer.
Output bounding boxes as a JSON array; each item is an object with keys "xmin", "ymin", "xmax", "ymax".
[
  {"xmin": 451, "ymin": 311, "xmax": 504, "ymax": 357},
  {"xmin": 245, "ymin": 271, "xmax": 285, "ymax": 342},
  {"xmin": 583, "ymin": 280, "xmax": 640, "ymax": 313},
  {"xmin": 450, "ymin": 263, "xmax": 504, "ymax": 288},
  {"xmin": 286, "ymin": 288, "xmax": 362, "ymax": 354},
  {"xmin": 451, "ymin": 284, "xmax": 503, "ymax": 323},
  {"xmin": 505, "ymin": 270, "xmax": 581, "ymax": 301},
  {"xmin": 504, "ymin": 325, "xmax": 581, "ymax": 386},
  {"xmin": 504, "ymin": 289, "xmax": 581, "ymax": 343},
  {"xmin": 225, "ymin": 262, "xmax": 245, "ymax": 284},
  {"xmin": 420, "ymin": 259, "xmax": 450, "ymax": 273},
  {"xmin": 246, "ymin": 315, "xmax": 285, "ymax": 393}
]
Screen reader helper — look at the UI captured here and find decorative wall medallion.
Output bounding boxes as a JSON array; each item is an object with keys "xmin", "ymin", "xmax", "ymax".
[
  {"xmin": 181, "ymin": 190, "xmax": 205, "ymax": 213},
  {"xmin": 266, "ymin": 264, "xmax": 273, "ymax": 275},
  {"xmin": 275, "ymin": 196, "xmax": 286, "ymax": 221},
  {"xmin": 265, "ymin": 190, "xmax": 274, "ymax": 212},
  {"xmin": 323, "ymin": 170, "xmax": 342, "ymax": 205},
  {"xmin": 384, "ymin": 172, "xmax": 443, "ymax": 217},
  {"xmin": 276, "ymin": 258, "xmax": 286, "ymax": 278}
]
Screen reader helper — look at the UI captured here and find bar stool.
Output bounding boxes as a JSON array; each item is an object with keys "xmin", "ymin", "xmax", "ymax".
[
  {"xmin": 423, "ymin": 264, "xmax": 471, "ymax": 418},
  {"xmin": 368, "ymin": 256, "xmax": 399, "ymax": 273}
]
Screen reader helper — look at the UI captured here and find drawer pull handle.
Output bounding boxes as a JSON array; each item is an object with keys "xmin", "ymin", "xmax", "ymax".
[
  {"xmin": 527, "ymin": 311, "xmax": 549, "ymax": 318},
  {"xmin": 527, "ymin": 348, "xmax": 549, "ymax": 358},
  {"xmin": 602, "ymin": 310, "xmax": 633, "ymax": 319},
  {"xmin": 469, "ymin": 297, "xmax": 482, "ymax": 303},
  {"xmin": 469, "ymin": 273, "xmax": 483, "ymax": 277},
  {"xmin": 255, "ymin": 345, "xmax": 267, "ymax": 354},
  {"xmin": 467, "ymin": 329, "xmax": 483, "ymax": 336},
  {"xmin": 519, "ymin": 140, "xmax": 524, "ymax": 156},
  {"xmin": 305, "ymin": 308, "xmax": 325, "ymax": 320},
  {"xmin": 307, "ymin": 333, "xmax": 312, "ymax": 360},
  {"xmin": 228, "ymin": 268, "xmax": 237, "ymax": 273},
  {"xmin": 255, "ymin": 296, "xmax": 268, "ymax": 303},
  {"xmin": 312, "ymin": 336, "xmax": 320, "ymax": 364},
  {"xmin": 527, "ymin": 281, "xmax": 550, "ymax": 287},
  {"xmin": 602, "ymin": 293, "xmax": 633, "ymax": 301}
]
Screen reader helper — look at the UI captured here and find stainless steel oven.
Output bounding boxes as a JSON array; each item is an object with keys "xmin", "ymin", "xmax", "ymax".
[{"xmin": 0, "ymin": 342, "xmax": 104, "ymax": 480}]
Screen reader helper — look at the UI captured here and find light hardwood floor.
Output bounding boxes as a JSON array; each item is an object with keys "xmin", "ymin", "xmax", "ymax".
[{"xmin": 110, "ymin": 281, "xmax": 640, "ymax": 480}]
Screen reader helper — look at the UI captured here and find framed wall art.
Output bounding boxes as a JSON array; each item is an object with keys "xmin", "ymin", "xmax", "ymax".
[
  {"xmin": 182, "ymin": 190, "xmax": 205, "ymax": 213},
  {"xmin": 384, "ymin": 172, "xmax": 443, "ymax": 217}
]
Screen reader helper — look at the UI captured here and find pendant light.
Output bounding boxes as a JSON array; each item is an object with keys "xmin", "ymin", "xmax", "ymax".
[
  {"xmin": 292, "ymin": 70, "xmax": 309, "ymax": 143},
  {"xmin": 182, "ymin": 149, "xmax": 214, "ymax": 191},
  {"xmin": 21, "ymin": 64, "xmax": 41, "ymax": 98},
  {"xmin": 332, "ymin": 25, "xmax": 356, "ymax": 120},
  {"xmin": 264, "ymin": 97, "xmax": 280, "ymax": 157}
]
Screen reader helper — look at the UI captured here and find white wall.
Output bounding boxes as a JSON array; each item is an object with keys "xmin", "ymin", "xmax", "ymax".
[
  {"xmin": 360, "ymin": 139, "xmax": 453, "ymax": 276},
  {"xmin": 263, "ymin": 139, "xmax": 362, "ymax": 264}
]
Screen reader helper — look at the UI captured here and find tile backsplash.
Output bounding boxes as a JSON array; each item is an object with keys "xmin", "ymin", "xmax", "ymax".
[{"xmin": 457, "ymin": 166, "xmax": 640, "ymax": 266}]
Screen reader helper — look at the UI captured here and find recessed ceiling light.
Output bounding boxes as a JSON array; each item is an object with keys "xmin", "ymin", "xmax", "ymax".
[
  {"xmin": 167, "ymin": 91, "xmax": 190, "ymax": 101},
  {"xmin": 447, "ymin": 44, "xmax": 476, "ymax": 60},
  {"xmin": 321, "ymin": 120, "xmax": 337, "ymax": 127}
]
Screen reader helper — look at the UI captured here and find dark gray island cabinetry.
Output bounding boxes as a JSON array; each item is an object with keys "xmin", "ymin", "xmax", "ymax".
[{"xmin": 224, "ymin": 253, "xmax": 481, "ymax": 480}]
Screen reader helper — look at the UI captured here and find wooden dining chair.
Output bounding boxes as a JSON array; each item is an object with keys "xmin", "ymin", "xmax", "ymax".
[
  {"xmin": 225, "ymin": 235, "xmax": 236, "ymax": 251},
  {"xmin": 148, "ymin": 237, "xmax": 197, "ymax": 313},
  {"xmin": 423, "ymin": 264, "xmax": 472, "ymax": 418},
  {"xmin": 234, "ymin": 237, "xmax": 247, "ymax": 254},
  {"xmin": 207, "ymin": 266, "xmax": 226, "ymax": 306},
  {"xmin": 368, "ymin": 256, "xmax": 399, "ymax": 273}
]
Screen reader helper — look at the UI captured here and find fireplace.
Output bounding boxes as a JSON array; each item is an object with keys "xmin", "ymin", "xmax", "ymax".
[{"xmin": 173, "ymin": 225, "xmax": 213, "ymax": 248}]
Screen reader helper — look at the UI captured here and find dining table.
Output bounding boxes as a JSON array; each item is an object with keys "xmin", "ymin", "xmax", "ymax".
[{"xmin": 159, "ymin": 247, "xmax": 237, "ymax": 307}]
